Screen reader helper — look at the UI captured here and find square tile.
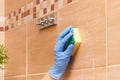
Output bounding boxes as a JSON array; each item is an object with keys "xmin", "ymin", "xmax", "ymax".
[
  {"xmin": 0, "ymin": 0, "xmax": 4, "ymax": 16},
  {"xmin": 93, "ymin": 68, "xmax": 106, "ymax": 80},
  {"xmin": 108, "ymin": 0, "xmax": 120, "ymax": 65},
  {"xmin": 28, "ymin": 20, "xmax": 58, "ymax": 73},
  {"xmin": 5, "ymin": 24, "xmax": 26, "ymax": 77},
  {"xmin": 28, "ymin": 74, "xmax": 45, "ymax": 80},
  {"xmin": 0, "ymin": 77, "xmax": 4, "ymax": 80},
  {"xmin": 62, "ymin": 69, "xmax": 93, "ymax": 80},
  {"xmin": 108, "ymin": 66, "xmax": 120, "ymax": 80}
]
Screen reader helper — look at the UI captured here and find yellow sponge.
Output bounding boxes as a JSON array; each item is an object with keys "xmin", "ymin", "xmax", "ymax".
[
  {"xmin": 64, "ymin": 28, "xmax": 81, "ymax": 56},
  {"xmin": 72, "ymin": 28, "xmax": 81, "ymax": 56}
]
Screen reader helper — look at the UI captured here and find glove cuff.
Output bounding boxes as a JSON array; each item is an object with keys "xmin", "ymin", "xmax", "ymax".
[{"xmin": 48, "ymin": 65, "xmax": 66, "ymax": 80}]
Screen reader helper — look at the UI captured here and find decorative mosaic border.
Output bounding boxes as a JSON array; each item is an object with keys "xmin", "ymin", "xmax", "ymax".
[{"xmin": 0, "ymin": 0, "xmax": 75, "ymax": 31}]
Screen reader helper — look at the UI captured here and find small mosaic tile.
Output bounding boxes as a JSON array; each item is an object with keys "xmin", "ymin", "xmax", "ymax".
[
  {"xmin": 36, "ymin": 4, "xmax": 40, "ymax": 12},
  {"xmin": 43, "ymin": 1, "xmax": 47, "ymax": 8},
  {"xmin": 58, "ymin": 0, "xmax": 63, "ymax": 8},
  {"xmin": 36, "ymin": 0, "xmax": 40, "ymax": 5},
  {"xmin": 67, "ymin": 0, "xmax": 72, "ymax": 3},
  {"xmin": 39, "ymin": 10, "xmax": 43, "ymax": 17},
  {"xmin": 13, "ymin": 12, "xmax": 16, "ymax": 16},
  {"xmin": 5, "ymin": 26, "xmax": 9, "ymax": 31},
  {"xmin": 0, "ymin": 27, "xmax": 4, "ymax": 31},
  {"xmin": 33, "ymin": 13, "xmax": 36, "ymax": 19},
  {"xmin": 47, "ymin": 6, "xmax": 51, "ymax": 13},
  {"xmin": 18, "ymin": 8, "xmax": 21, "ymax": 14},
  {"xmin": 40, "ymin": 0, "xmax": 44, "ymax": 3},
  {"xmin": 16, "ymin": 16, "xmax": 18, "ymax": 21},
  {"xmin": 33, "ymin": 6, "xmax": 36, "ymax": 13},
  {"xmin": 55, "ymin": 0, "xmax": 58, "ymax": 2},
  {"xmin": 51, "ymin": 4, "xmax": 54, "ymax": 11},
  {"xmin": 27, "ymin": 2, "xmax": 34, "ymax": 10},
  {"xmin": 50, "ymin": 0, "xmax": 55, "ymax": 5},
  {"xmin": 21, "ymin": 7, "xmax": 25, "ymax": 13},
  {"xmin": 43, "ymin": 8, "xmax": 47, "ymax": 14}
]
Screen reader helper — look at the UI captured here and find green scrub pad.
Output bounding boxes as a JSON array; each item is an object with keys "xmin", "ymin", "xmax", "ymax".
[{"xmin": 64, "ymin": 35, "xmax": 75, "ymax": 50}]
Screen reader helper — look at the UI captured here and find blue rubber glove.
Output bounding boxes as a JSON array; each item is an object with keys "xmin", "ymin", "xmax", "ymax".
[{"xmin": 48, "ymin": 26, "xmax": 74, "ymax": 80}]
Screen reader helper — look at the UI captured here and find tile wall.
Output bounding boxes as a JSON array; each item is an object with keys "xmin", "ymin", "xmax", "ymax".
[{"xmin": 1, "ymin": 0, "xmax": 120, "ymax": 80}]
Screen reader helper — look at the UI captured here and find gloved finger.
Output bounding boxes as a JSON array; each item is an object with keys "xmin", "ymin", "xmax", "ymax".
[
  {"xmin": 65, "ymin": 44, "xmax": 74, "ymax": 55},
  {"xmin": 54, "ymin": 31, "xmax": 73, "ymax": 52},
  {"xmin": 57, "ymin": 26, "xmax": 73, "ymax": 41},
  {"xmin": 61, "ymin": 30, "xmax": 73, "ymax": 44}
]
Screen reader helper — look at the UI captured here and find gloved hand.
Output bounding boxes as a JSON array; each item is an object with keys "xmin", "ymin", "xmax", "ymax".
[{"xmin": 48, "ymin": 26, "xmax": 74, "ymax": 80}]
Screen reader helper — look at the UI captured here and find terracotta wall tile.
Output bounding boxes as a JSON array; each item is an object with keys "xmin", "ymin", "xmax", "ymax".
[
  {"xmin": 0, "ymin": 77, "xmax": 4, "ymax": 80},
  {"xmin": 62, "ymin": 69, "xmax": 93, "ymax": 80},
  {"xmin": 5, "ymin": 76, "xmax": 26, "ymax": 80},
  {"xmin": 67, "ymin": 0, "xmax": 72, "ymax": 3},
  {"xmin": 108, "ymin": 66, "xmax": 120, "ymax": 80},
  {"xmin": 36, "ymin": 0, "xmax": 40, "ymax": 5},
  {"xmin": 33, "ymin": 6, "xmax": 36, "ymax": 13},
  {"xmin": 18, "ymin": 8, "xmax": 21, "ymax": 14},
  {"xmin": 43, "ymin": 8, "xmax": 47, "ymax": 14},
  {"xmin": 58, "ymin": 0, "xmax": 106, "ymax": 69},
  {"xmin": 0, "ymin": 26, "xmax": 4, "ymax": 31},
  {"xmin": 51, "ymin": 4, "xmax": 54, "ymax": 11},
  {"xmin": 27, "ymin": 74, "xmax": 45, "ymax": 80},
  {"xmin": 0, "ymin": 0, "xmax": 4, "ymax": 16},
  {"xmin": 5, "ymin": 26, "xmax": 9, "ymax": 31},
  {"xmin": 55, "ymin": 0, "xmax": 58, "ymax": 3},
  {"xmin": 108, "ymin": 0, "xmax": 120, "ymax": 65},
  {"xmin": 93, "ymin": 68, "xmax": 106, "ymax": 80},
  {"xmin": 28, "ymin": 20, "xmax": 58, "ymax": 74},
  {"xmin": 5, "ymin": 24, "xmax": 26, "ymax": 77},
  {"xmin": 33, "ymin": 13, "xmax": 36, "ymax": 19}
]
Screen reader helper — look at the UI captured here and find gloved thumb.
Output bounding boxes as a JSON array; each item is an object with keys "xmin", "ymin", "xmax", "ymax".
[{"xmin": 65, "ymin": 44, "xmax": 74, "ymax": 55}]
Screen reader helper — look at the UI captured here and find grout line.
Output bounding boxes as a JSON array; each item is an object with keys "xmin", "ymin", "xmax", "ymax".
[
  {"xmin": 105, "ymin": 0, "xmax": 108, "ymax": 80},
  {"xmin": 28, "ymin": 72, "xmax": 47, "ymax": 76},
  {"xmin": 66, "ymin": 67, "xmax": 106, "ymax": 72},
  {"xmin": 108, "ymin": 65, "xmax": 120, "ymax": 68},
  {"xmin": 5, "ymin": 75, "xmax": 26, "ymax": 78},
  {"xmin": 5, "ymin": 73, "xmax": 47, "ymax": 78},
  {"xmin": 26, "ymin": 0, "xmax": 28, "ymax": 80},
  {"xmin": 26, "ymin": 24, "xmax": 28, "ymax": 80},
  {"xmin": 26, "ymin": 19, "xmax": 28, "ymax": 80}
]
